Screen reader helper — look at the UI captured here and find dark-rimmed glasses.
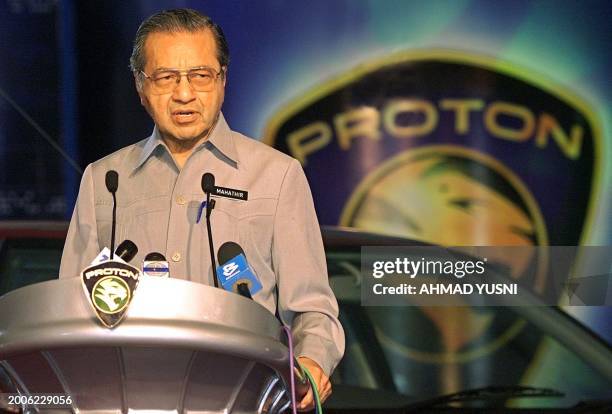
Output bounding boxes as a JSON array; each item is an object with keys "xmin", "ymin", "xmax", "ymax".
[{"xmin": 140, "ymin": 66, "xmax": 223, "ymax": 94}]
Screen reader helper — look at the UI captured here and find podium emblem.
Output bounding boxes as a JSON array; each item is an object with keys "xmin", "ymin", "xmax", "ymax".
[
  {"xmin": 81, "ymin": 261, "xmax": 140, "ymax": 328},
  {"xmin": 92, "ymin": 276, "xmax": 131, "ymax": 313}
]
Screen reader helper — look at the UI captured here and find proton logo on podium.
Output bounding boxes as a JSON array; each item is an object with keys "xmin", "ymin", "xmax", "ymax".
[
  {"xmin": 81, "ymin": 259, "xmax": 140, "ymax": 328},
  {"xmin": 92, "ymin": 277, "xmax": 130, "ymax": 313}
]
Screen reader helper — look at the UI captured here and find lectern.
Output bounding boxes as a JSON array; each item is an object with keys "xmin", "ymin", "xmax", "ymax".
[{"xmin": 0, "ymin": 277, "xmax": 306, "ymax": 413}]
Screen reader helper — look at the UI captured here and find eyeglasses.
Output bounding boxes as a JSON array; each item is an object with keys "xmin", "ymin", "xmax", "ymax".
[{"xmin": 140, "ymin": 66, "xmax": 224, "ymax": 94}]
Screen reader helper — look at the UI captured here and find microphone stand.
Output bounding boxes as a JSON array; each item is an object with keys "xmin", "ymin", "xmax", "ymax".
[
  {"xmin": 105, "ymin": 170, "xmax": 119, "ymax": 260},
  {"xmin": 205, "ymin": 191, "xmax": 219, "ymax": 288},
  {"xmin": 110, "ymin": 191, "xmax": 117, "ymax": 259}
]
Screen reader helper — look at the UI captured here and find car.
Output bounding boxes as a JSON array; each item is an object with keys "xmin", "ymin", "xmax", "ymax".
[
  {"xmin": 1, "ymin": 222, "xmax": 611, "ymax": 412},
  {"xmin": 0, "ymin": 221, "xmax": 66, "ymax": 296},
  {"xmin": 322, "ymin": 227, "xmax": 612, "ymax": 412}
]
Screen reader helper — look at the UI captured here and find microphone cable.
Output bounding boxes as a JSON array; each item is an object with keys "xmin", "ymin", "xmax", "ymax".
[
  {"xmin": 282, "ymin": 325, "xmax": 298, "ymax": 414},
  {"xmin": 301, "ymin": 365, "xmax": 323, "ymax": 414},
  {"xmin": 282, "ymin": 325, "xmax": 323, "ymax": 414}
]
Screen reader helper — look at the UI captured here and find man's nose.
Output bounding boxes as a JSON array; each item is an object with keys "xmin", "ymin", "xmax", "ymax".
[{"xmin": 172, "ymin": 75, "xmax": 196, "ymax": 102}]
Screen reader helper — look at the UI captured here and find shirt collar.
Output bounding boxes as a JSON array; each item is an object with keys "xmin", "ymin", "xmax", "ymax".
[
  {"xmin": 201, "ymin": 113, "xmax": 239, "ymax": 166},
  {"xmin": 132, "ymin": 113, "xmax": 239, "ymax": 171}
]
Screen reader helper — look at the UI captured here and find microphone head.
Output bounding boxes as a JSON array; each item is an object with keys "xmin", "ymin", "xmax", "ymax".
[
  {"xmin": 115, "ymin": 239, "xmax": 138, "ymax": 262},
  {"xmin": 218, "ymin": 241, "xmax": 244, "ymax": 265},
  {"xmin": 201, "ymin": 173, "xmax": 215, "ymax": 193},
  {"xmin": 105, "ymin": 170, "xmax": 119, "ymax": 193},
  {"xmin": 143, "ymin": 252, "xmax": 169, "ymax": 277},
  {"xmin": 144, "ymin": 252, "xmax": 166, "ymax": 261},
  {"xmin": 215, "ymin": 244, "xmax": 262, "ymax": 298}
]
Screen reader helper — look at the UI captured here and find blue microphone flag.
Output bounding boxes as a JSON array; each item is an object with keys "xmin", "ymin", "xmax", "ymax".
[{"xmin": 216, "ymin": 253, "xmax": 262, "ymax": 296}]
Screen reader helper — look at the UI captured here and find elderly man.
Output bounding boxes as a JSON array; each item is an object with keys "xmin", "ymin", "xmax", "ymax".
[{"xmin": 60, "ymin": 8, "xmax": 344, "ymax": 410}]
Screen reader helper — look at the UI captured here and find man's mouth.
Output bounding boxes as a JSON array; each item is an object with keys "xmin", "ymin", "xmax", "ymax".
[{"xmin": 172, "ymin": 110, "xmax": 198, "ymax": 122}]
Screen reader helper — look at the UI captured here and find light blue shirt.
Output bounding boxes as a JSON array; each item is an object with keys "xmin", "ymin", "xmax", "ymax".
[{"xmin": 60, "ymin": 114, "xmax": 344, "ymax": 375}]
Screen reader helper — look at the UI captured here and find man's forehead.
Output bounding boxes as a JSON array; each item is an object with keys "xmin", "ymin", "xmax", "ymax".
[{"xmin": 143, "ymin": 29, "xmax": 218, "ymax": 67}]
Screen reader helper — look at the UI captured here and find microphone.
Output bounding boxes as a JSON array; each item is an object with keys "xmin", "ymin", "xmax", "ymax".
[
  {"xmin": 114, "ymin": 239, "xmax": 138, "ymax": 263},
  {"xmin": 105, "ymin": 170, "xmax": 118, "ymax": 192},
  {"xmin": 105, "ymin": 170, "xmax": 119, "ymax": 259},
  {"xmin": 142, "ymin": 252, "xmax": 170, "ymax": 277},
  {"xmin": 201, "ymin": 172, "xmax": 215, "ymax": 193},
  {"xmin": 201, "ymin": 172, "xmax": 219, "ymax": 287},
  {"xmin": 217, "ymin": 241, "xmax": 243, "ymax": 264},
  {"xmin": 88, "ymin": 239, "xmax": 137, "ymax": 266},
  {"xmin": 145, "ymin": 252, "xmax": 165, "ymax": 261},
  {"xmin": 216, "ymin": 242, "xmax": 262, "ymax": 298},
  {"xmin": 218, "ymin": 242, "xmax": 251, "ymax": 298},
  {"xmin": 201, "ymin": 172, "xmax": 216, "ymax": 218}
]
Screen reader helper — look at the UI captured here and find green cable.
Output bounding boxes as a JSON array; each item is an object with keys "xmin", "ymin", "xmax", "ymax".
[{"xmin": 299, "ymin": 364, "xmax": 324, "ymax": 414}]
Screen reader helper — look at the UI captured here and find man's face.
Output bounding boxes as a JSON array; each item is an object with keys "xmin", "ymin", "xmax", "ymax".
[{"xmin": 137, "ymin": 29, "xmax": 225, "ymax": 145}]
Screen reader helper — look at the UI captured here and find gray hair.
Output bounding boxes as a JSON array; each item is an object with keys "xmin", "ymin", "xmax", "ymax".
[{"xmin": 130, "ymin": 8, "xmax": 229, "ymax": 76}]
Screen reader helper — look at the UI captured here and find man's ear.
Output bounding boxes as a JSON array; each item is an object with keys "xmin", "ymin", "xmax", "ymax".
[
  {"xmin": 221, "ymin": 66, "xmax": 227, "ymax": 88},
  {"xmin": 133, "ymin": 72, "xmax": 145, "ymax": 105}
]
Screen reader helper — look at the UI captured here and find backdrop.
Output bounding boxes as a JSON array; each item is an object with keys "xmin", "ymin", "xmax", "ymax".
[{"xmin": 1, "ymin": 0, "xmax": 610, "ymax": 399}]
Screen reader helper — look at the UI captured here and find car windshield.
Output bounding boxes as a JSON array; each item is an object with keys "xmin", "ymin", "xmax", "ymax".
[{"xmin": 325, "ymin": 242, "xmax": 612, "ymax": 410}]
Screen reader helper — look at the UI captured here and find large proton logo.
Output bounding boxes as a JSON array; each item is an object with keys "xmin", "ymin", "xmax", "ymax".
[
  {"xmin": 264, "ymin": 50, "xmax": 602, "ymax": 392},
  {"xmin": 342, "ymin": 145, "xmax": 549, "ymax": 290}
]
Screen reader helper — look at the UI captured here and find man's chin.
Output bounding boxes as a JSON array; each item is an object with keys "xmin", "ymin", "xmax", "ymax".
[{"xmin": 164, "ymin": 127, "xmax": 209, "ymax": 143}]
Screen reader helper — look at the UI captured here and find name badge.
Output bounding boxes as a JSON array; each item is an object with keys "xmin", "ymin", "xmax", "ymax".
[{"xmin": 213, "ymin": 185, "xmax": 248, "ymax": 201}]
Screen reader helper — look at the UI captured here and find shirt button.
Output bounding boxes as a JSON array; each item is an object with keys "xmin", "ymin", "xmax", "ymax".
[
  {"xmin": 176, "ymin": 195, "xmax": 186, "ymax": 205},
  {"xmin": 171, "ymin": 252, "xmax": 181, "ymax": 262}
]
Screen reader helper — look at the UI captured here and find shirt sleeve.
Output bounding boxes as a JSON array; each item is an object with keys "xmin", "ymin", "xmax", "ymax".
[
  {"xmin": 273, "ymin": 159, "xmax": 345, "ymax": 376},
  {"xmin": 59, "ymin": 164, "xmax": 100, "ymax": 278}
]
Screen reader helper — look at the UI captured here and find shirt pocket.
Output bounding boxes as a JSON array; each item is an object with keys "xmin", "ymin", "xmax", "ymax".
[
  {"xmin": 95, "ymin": 195, "xmax": 170, "ymax": 256},
  {"xmin": 207, "ymin": 196, "xmax": 277, "ymax": 267}
]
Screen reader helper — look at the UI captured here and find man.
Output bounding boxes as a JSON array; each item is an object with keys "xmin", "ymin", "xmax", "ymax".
[{"xmin": 60, "ymin": 8, "xmax": 344, "ymax": 410}]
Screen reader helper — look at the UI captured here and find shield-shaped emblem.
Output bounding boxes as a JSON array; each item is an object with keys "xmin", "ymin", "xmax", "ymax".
[
  {"xmin": 82, "ymin": 261, "xmax": 141, "ymax": 328},
  {"xmin": 264, "ymin": 50, "xmax": 602, "ymax": 393}
]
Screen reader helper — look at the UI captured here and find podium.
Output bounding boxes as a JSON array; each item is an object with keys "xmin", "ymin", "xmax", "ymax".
[{"xmin": 0, "ymin": 277, "xmax": 306, "ymax": 413}]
